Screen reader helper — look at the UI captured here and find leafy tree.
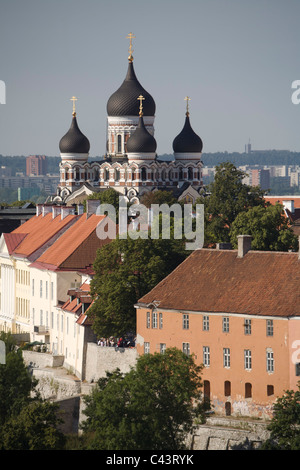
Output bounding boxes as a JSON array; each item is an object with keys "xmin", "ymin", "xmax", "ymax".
[
  {"xmin": 0, "ymin": 401, "xmax": 66, "ymax": 450},
  {"xmin": 140, "ymin": 189, "xmax": 178, "ymax": 208},
  {"xmin": 261, "ymin": 385, "xmax": 300, "ymax": 450},
  {"xmin": 89, "ymin": 235, "xmax": 187, "ymax": 338},
  {"xmin": 81, "ymin": 348, "xmax": 209, "ymax": 450},
  {"xmin": 230, "ymin": 203, "xmax": 299, "ymax": 252},
  {"xmin": 0, "ymin": 333, "xmax": 38, "ymax": 425},
  {"xmin": 198, "ymin": 161, "xmax": 266, "ymax": 244}
]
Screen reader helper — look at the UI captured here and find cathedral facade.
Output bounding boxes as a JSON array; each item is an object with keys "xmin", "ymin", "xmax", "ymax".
[{"xmin": 52, "ymin": 34, "xmax": 204, "ymax": 205}]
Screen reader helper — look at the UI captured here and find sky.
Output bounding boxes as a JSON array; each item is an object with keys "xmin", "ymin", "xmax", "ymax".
[{"xmin": 0, "ymin": 0, "xmax": 300, "ymax": 158}]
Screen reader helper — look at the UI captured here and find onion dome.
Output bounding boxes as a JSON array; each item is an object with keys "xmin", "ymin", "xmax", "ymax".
[
  {"xmin": 107, "ymin": 60, "xmax": 156, "ymax": 117},
  {"xmin": 173, "ymin": 113, "xmax": 203, "ymax": 154},
  {"xmin": 59, "ymin": 114, "xmax": 90, "ymax": 154},
  {"xmin": 126, "ymin": 114, "xmax": 157, "ymax": 153}
]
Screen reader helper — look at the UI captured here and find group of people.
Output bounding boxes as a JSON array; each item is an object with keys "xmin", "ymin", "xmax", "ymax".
[{"xmin": 97, "ymin": 336, "xmax": 136, "ymax": 348}]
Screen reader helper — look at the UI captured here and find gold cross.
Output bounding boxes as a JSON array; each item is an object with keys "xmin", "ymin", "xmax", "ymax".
[
  {"xmin": 137, "ymin": 94, "xmax": 145, "ymax": 116},
  {"xmin": 127, "ymin": 32, "xmax": 136, "ymax": 62},
  {"xmin": 184, "ymin": 96, "xmax": 191, "ymax": 115},
  {"xmin": 70, "ymin": 96, "xmax": 78, "ymax": 116}
]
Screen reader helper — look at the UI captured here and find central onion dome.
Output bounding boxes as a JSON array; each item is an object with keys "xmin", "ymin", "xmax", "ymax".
[
  {"xmin": 107, "ymin": 60, "xmax": 156, "ymax": 117},
  {"xmin": 173, "ymin": 113, "xmax": 203, "ymax": 154},
  {"xmin": 59, "ymin": 114, "xmax": 90, "ymax": 154},
  {"xmin": 126, "ymin": 114, "xmax": 157, "ymax": 153}
]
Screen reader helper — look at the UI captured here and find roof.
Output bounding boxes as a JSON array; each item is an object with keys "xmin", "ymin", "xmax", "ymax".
[
  {"xmin": 60, "ymin": 283, "xmax": 93, "ymax": 326},
  {"xmin": 138, "ymin": 248, "xmax": 300, "ymax": 317},
  {"xmin": 173, "ymin": 114, "xmax": 203, "ymax": 154},
  {"xmin": 59, "ymin": 115, "xmax": 90, "ymax": 154},
  {"xmin": 3, "ymin": 233, "xmax": 27, "ymax": 255},
  {"xmin": 106, "ymin": 60, "xmax": 156, "ymax": 117},
  {"xmin": 264, "ymin": 196, "xmax": 300, "ymax": 209},
  {"xmin": 30, "ymin": 213, "xmax": 111, "ymax": 270},
  {"xmin": 10, "ymin": 212, "xmax": 78, "ymax": 259}
]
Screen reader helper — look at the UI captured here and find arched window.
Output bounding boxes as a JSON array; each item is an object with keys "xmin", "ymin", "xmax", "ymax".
[
  {"xmin": 117, "ymin": 135, "xmax": 122, "ymax": 153},
  {"xmin": 141, "ymin": 168, "xmax": 147, "ymax": 181},
  {"xmin": 75, "ymin": 167, "xmax": 80, "ymax": 181},
  {"xmin": 115, "ymin": 169, "xmax": 120, "ymax": 181},
  {"xmin": 224, "ymin": 381, "xmax": 231, "ymax": 397},
  {"xmin": 188, "ymin": 167, "xmax": 193, "ymax": 180},
  {"xmin": 245, "ymin": 382, "xmax": 252, "ymax": 398},
  {"xmin": 179, "ymin": 168, "xmax": 183, "ymax": 180},
  {"xmin": 104, "ymin": 168, "xmax": 110, "ymax": 181}
]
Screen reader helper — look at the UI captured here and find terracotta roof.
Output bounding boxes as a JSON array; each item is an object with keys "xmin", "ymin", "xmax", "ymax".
[
  {"xmin": 138, "ymin": 249, "xmax": 300, "ymax": 317},
  {"xmin": 11, "ymin": 212, "xmax": 78, "ymax": 259},
  {"xmin": 3, "ymin": 233, "xmax": 27, "ymax": 254},
  {"xmin": 265, "ymin": 196, "xmax": 300, "ymax": 209},
  {"xmin": 31, "ymin": 213, "xmax": 111, "ymax": 270}
]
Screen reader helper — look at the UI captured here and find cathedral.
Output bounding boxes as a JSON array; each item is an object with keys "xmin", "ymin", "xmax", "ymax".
[{"xmin": 52, "ymin": 33, "xmax": 204, "ymax": 205}]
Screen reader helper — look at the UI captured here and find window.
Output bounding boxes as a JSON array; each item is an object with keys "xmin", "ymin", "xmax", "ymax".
[
  {"xmin": 117, "ymin": 134, "xmax": 122, "ymax": 153},
  {"xmin": 146, "ymin": 311, "xmax": 150, "ymax": 329},
  {"xmin": 245, "ymin": 382, "xmax": 252, "ymax": 398},
  {"xmin": 223, "ymin": 348, "xmax": 230, "ymax": 368},
  {"xmin": 222, "ymin": 317, "xmax": 229, "ymax": 333},
  {"xmin": 51, "ymin": 312, "xmax": 54, "ymax": 329},
  {"xmin": 40, "ymin": 280, "xmax": 43, "ymax": 298},
  {"xmin": 244, "ymin": 349, "xmax": 252, "ymax": 370},
  {"xmin": 224, "ymin": 381, "xmax": 231, "ymax": 397},
  {"xmin": 266, "ymin": 319, "xmax": 273, "ymax": 336},
  {"xmin": 183, "ymin": 314, "xmax": 189, "ymax": 330},
  {"xmin": 32, "ymin": 279, "xmax": 35, "ymax": 296},
  {"xmin": 40, "ymin": 310, "xmax": 43, "ymax": 326},
  {"xmin": 203, "ymin": 346, "xmax": 210, "ymax": 366},
  {"xmin": 45, "ymin": 281, "xmax": 48, "ymax": 299},
  {"xmin": 61, "ymin": 314, "xmax": 64, "ymax": 332},
  {"xmin": 244, "ymin": 318, "xmax": 251, "ymax": 335},
  {"xmin": 266, "ymin": 350, "xmax": 274, "ymax": 373},
  {"xmin": 203, "ymin": 315, "xmax": 209, "ymax": 331},
  {"xmin": 32, "ymin": 308, "xmax": 35, "ymax": 325},
  {"xmin": 141, "ymin": 167, "xmax": 147, "ymax": 181},
  {"xmin": 160, "ymin": 343, "xmax": 166, "ymax": 354},
  {"xmin": 152, "ymin": 310, "xmax": 158, "ymax": 329},
  {"xmin": 182, "ymin": 343, "xmax": 190, "ymax": 356},
  {"xmin": 51, "ymin": 282, "xmax": 54, "ymax": 301},
  {"xmin": 144, "ymin": 342, "xmax": 150, "ymax": 354},
  {"xmin": 267, "ymin": 385, "xmax": 274, "ymax": 396},
  {"xmin": 159, "ymin": 312, "xmax": 163, "ymax": 329}
]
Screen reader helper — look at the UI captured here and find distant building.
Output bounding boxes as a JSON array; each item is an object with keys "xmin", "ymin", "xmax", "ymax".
[
  {"xmin": 26, "ymin": 155, "xmax": 47, "ymax": 176},
  {"xmin": 251, "ymin": 168, "xmax": 270, "ymax": 190}
]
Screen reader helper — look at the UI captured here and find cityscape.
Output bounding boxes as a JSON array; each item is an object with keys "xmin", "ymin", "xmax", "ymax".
[{"xmin": 0, "ymin": 0, "xmax": 299, "ymax": 455}]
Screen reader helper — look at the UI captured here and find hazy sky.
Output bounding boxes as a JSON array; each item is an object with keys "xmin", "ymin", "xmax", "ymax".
[{"xmin": 0, "ymin": 0, "xmax": 300, "ymax": 157}]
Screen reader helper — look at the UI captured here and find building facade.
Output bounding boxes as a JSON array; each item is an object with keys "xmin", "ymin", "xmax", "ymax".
[{"xmin": 136, "ymin": 235, "xmax": 300, "ymax": 418}]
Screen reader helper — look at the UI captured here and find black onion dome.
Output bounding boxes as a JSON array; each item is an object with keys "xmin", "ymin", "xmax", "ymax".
[
  {"xmin": 59, "ymin": 115, "xmax": 90, "ymax": 154},
  {"xmin": 126, "ymin": 116, "xmax": 157, "ymax": 153},
  {"xmin": 107, "ymin": 61, "xmax": 156, "ymax": 116},
  {"xmin": 173, "ymin": 114, "xmax": 203, "ymax": 153}
]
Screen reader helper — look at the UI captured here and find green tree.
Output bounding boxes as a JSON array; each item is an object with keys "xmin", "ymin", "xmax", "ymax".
[
  {"xmin": 85, "ymin": 188, "xmax": 122, "ymax": 221},
  {"xmin": 0, "ymin": 401, "xmax": 66, "ymax": 450},
  {"xmin": 199, "ymin": 162, "xmax": 266, "ymax": 244},
  {"xmin": 81, "ymin": 348, "xmax": 209, "ymax": 450},
  {"xmin": 0, "ymin": 333, "xmax": 38, "ymax": 425},
  {"xmin": 89, "ymin": 235, "xmax": 187, "ymax": 338},
  {"xmin": 229, "ymin": 203, "xmax": 298, "ymax": 252},
  {"xmin": 261, "ymin": 385, "xmax": 300, "ymax": 450},
  {"xmin": 140, "ymin": 189, "xmax": 178, "ymax": 208}
]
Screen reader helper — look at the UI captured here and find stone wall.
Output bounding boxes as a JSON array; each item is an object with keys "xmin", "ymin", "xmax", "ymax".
[
  {"xmin": 23, "ymin": 350, "xmax": 64, "ymax": 369},
  {"xmin": 85, "ymin": 343, "xmax": 138, "ymax": 382}
]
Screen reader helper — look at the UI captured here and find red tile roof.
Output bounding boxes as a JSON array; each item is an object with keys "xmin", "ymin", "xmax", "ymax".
[
  {"xmin": 265, "ymin": 196, "xmax": 300, "ymax": 209},
  {"xmin": 138, "ymin": 248, "xmax": 300, "ymax": 317},
  {"xmin": 11, "ymin": 212, "xmax": 78, "ymax": 259},
  {"xmin": 30, "ymin": 213, "xmax": 112, "ymax": 270},
  {"xmin": 3, "ymin": 233, "xmax": 27, "ymax": 255}
]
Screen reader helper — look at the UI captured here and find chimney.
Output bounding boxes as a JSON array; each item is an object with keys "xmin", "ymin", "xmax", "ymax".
[
  {"xmin": 61, "ymin": 206, "xmax": 75, "ymax": 220},
  {"xmin": 86, "ymin": 199, "xmax": 100, "ymax": 218},
  {"xmin": 77, "ymin": 204, "xmax": 84, "ymax": 215},
  {"xmin": 237, "ymin": 235, "xmax": 252, "ymax": 258},
  {"xmin": 52, "ymin": 205, "xmax": 61, "ymax": 219},
  {"xmin": 36, "ymin": 204, "xmax": 43, "ymax": 216},
  {"xmin": 42, "ymin": 204, "xmax": 52, "ymax": 217}
]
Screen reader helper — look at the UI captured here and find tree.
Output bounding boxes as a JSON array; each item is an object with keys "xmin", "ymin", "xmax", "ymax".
[
  {"xmin": 198, "ymin": 162, "xmax": 266, "ymax": 244},
  {"xmin": 229, "ymin": 203, "xmax": 299, "ymax": 252},
  {"xmin": 89, "ymin": 235, "xmax": 187, "ymax": 338},
  {"xmin": 261, "ymin": 385, "xmax": 300, "ymax": 450},
  {"xmin": 0, "ymin": 401, "xmax": 65, "ymax": 450},
  {"xmin": 0, "ymin": 333, "xmax": 38, "ymax": 425},
  {"xmin": 85, "ymin": 188, "xmax": 122, "ymax": 221},
  {"xmin": 81, "ymin": 348, "xmax": 209, "ymax": 450},
  {"xmin": 140, "ymin": 189, "xmax": 178, "ymax": 208}
]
